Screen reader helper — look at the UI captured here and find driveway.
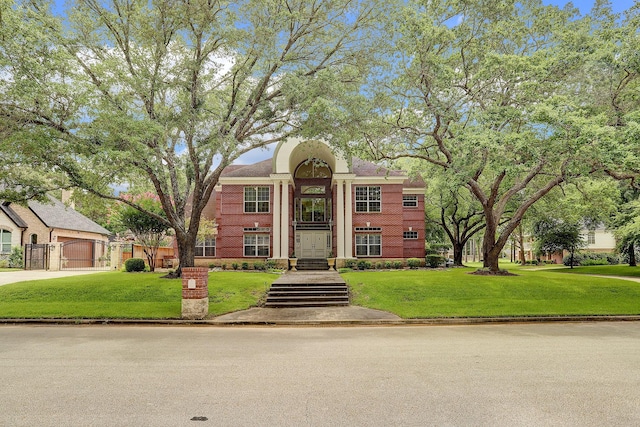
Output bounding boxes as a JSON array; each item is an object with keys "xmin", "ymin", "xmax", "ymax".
[{"xmin": 0, "ymin": 269, "xmax": 108, "ymax": 286}]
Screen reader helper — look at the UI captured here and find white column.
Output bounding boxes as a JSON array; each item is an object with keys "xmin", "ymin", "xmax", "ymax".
[
  {"xmin": 344, "ymin": 180, "xmax": 353, "ymax": 258},
  {"xmin": 280, "ymin": 180, "xmax": 289, "ymax": 258},
  {"xmin": 336, "ymin": 179, "xmax": 345, "ymax": 258},
  {"xmin": 272, "ymin": 181, "xmax": 281, "ymax": 258}
]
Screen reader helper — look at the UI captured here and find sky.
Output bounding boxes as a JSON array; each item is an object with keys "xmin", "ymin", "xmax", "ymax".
[{"xmin": 543, "ymin": 0, "xmax": 636, "ymax": 14}]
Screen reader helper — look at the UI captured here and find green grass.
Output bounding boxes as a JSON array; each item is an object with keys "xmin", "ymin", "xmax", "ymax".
[
  {"xmin": 0, "ymin": 271, "xmax": 276, "ymax": 319},
  {"xmin": 0, "ymin": 268, "xmax": 21, "ymax": 272},
  {"xmin": 343, "ymin": 267, "xmax": 640, "ymax": 318},
  {"xmin": 553, "ymin": 264, "xmax": 640, "ymax": 277}
]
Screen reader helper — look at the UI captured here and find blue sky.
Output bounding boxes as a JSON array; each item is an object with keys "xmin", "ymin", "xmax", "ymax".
[{"xmin": 543, "ymin": 0, "xmax": 636, "ymax": 14}]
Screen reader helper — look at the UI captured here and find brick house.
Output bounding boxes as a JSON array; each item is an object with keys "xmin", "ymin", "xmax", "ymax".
[
  {"xmin": 0, "ymin": 195, "xmax": 111, "ymax": 268},
  {"xmin": 195, "ymin": 138, "xmax": 425, "ymax": 267}
]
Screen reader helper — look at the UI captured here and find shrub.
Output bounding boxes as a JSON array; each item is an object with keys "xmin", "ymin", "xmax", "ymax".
[
  {"xmin": 407, "ymin": 258, "xmax": 421, "ymax": 269},
  {"xmin": 0, "ymin": 259, "xmax": 8, "ymax": 268},
  {"xmin": 208, "ymin": 263, "xmax": 217, "ymax": 269},
  {"xmin": 241, "ymin": 262, "xmax": 249, "ymax": 270},
  {"xmin": 392, "ymin": 261, "xmax": 404, "ymax": 269},
  {"xmin": 581, "ymin": 258, "xmax": 609, "ymax": 266},
  {"xmin": 253, "ymin": 261, "xmax": 266, "ymax": 271},
  {"xmin": 265, "ymin": 259, "xmax": 277, "ymax": 270},
  {"xmin": 563, "ymin": 254, "xmax": 583, "ymax": 266},
  {"xmin": 525, "ymin": 260, "xmax": 539, "ymax": 265},
  {"xmin": 426, "ymin": 254, "xmax": 444, "ymax": 268},
  {"xmin": 232, "ymin": 262, "xmax": 239, "ymax": 270},
  {"xmin": 125, "ymin": 258, "xmax": 146, "ymax": 272},
  {"xmin": 384, "ymin": 261, "xmax": 393, "ymax": 269},
  {"xmin": 357, "ymin": 260, "xmax": 371, "ymax": 270},
  {"xmin": 8, "ymin": 246, "xmax": 23, "ymax": 268},
  {"xmin": 375, "ymin": 262, "xmax": 383, "ymax": 269},
  {"xmin": 221, "ymin": 264, "xmax": 227, "ymax": 270},
  {"xmin": 344, "ymin": 259, "xmax": 357, "ymax": 269}
]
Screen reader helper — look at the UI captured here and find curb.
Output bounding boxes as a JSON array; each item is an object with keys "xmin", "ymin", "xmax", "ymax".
[{"xmin": 1, "ymin": 315, "xmax": 640, "ymax": 327}]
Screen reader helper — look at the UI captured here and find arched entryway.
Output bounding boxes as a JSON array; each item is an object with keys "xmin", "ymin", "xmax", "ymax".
[{"xmin": 293, "ymin": 159, "xmax": 332, "ymax": 259}]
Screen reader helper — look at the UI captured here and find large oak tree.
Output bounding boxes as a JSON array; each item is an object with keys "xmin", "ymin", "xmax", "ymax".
[{"xmin": 0, "ymin": 0, "xmax": 387, "ymax": 273}]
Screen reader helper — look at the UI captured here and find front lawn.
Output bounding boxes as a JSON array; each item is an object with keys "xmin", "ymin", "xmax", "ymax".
[
  {"xmin": 553, "ymin": 264, "xmax": 640, "ymax": 277},
  {"xmin": 343, "ymin": 267, "xmax": 640, "ymax": 318},
  {"xmin": 0, "ymin": 271, "xmax": 276, "ymax": 319}
]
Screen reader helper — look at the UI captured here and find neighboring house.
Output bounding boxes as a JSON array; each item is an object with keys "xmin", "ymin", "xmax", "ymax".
[
  {"xmin": 194, "ymin": 138, "xmax": 426, "ymax": 267},
  {"xmin": 0, "ymin": 195, "xmax": 111, "ymax": 267},
  {"xmin": 522, "ymin": 226, "xmax": 617, "ymax": 264}
]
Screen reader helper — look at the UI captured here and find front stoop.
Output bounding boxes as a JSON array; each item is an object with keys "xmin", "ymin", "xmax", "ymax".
[{"xmin": 265, "ymin": 271, "xmax": 349, "ymax": 308}]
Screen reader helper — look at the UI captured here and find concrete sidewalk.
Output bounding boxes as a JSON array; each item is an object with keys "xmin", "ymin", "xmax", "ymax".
[
  {"xmin": 0, "ymin": 269, "xmax": 108, "ymax": 286},
  {"xmin": 211, "ymin": 306, "xmax": 403, "ymax": 325}
]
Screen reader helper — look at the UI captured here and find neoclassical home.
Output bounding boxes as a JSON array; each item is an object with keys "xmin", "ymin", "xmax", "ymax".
[{"xmin": 200, "ymin": 139, "xmax": 425, "ymax": 267}]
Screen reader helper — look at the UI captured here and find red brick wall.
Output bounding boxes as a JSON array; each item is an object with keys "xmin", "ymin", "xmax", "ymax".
[
  {"xmin": 351, "ymin": 184, "xmax": 412, "ymax": 259},
  {"xmin": 403, "ymin": 194, "xmax": 426, "ymax": 258},
  {"xmin": 215, "ymin": 184, "xmax": 276, "ymax": 258}
]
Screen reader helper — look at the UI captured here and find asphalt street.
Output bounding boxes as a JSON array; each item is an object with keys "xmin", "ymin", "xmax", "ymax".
[{"xmin": 1, "ymin": 322, "xmax": 639, "ymax": 426}]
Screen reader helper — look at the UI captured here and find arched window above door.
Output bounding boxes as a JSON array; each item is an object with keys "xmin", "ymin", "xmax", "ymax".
[{"xmin": 294, "ymin": 159, "xmax": 331, "ymax": 178}]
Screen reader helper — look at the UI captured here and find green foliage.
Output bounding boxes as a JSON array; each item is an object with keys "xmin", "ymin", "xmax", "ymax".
[
  {"xmin": 384, "ymin": 261, "xmax": 393, "ymax": 269},
  {"xmin": 344, "ymin": 259, "xmax": 357, "ymax": 269},
  {"xmin": 564, "ymin": 252, "xmax": 620, "ymax": 267},
  {"xmin": 407, "ymin": 258, "xmax": 422, "ymax": 269},
  {"xmin": 8, "ymin": 247, "xmax": 23, "ymax": 268},
  {"xmin": 253, "ymin": 262, "xmax": 266, "ymax": 271},
  {"xmin": 533, "ymin": 219, "xmax": 585, "ymax": 256},
  {"xmin": 426, "ymin": 255, "xmax": 444, "ymax": 268},
  {"xmin": 125, "ymin": 258, "xmax": 146, "ymax": 272},
  {"xmin": 265, "ymin": 260, "xmax": 277, "ymax": 270},
  {"xmin": 232, "ymin": 263, "xmax": 239, "ymax": 271},
  {"xmin": 392, "ymin": 261, "xmax": 404, "ymax": 269},
  {"xmin": 357, "ymin": 260, "xmax": 372, "ymax": 270},
  {"xmin": 0, "ymin": 0, "xmax": 386, "ymax": 270},
  {"xmin": 241, "ymin": 262, "xmax": 249, "ymax": 271}
]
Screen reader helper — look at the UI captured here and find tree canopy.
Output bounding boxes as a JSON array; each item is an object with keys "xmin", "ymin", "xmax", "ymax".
[{"xmin": 0, "ymin": 0, "xmax": 388, "ymax": 272}]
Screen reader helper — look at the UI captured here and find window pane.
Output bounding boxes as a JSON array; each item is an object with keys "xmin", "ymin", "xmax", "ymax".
[
  {"xmin": 257, "ymin": 201, "xmax": 269, "ymax": 212},
  {"xmin": 369, "ymin": 187, "xmax": 381, "ymax": 200},
  {"xmin": 369, "ymin": 202, "xmax": 381, "ymax": 212},
  {"xmin": 244, "ymin": 188, "xmax": 256, "ymax": 201},
  {"xmin": 257, "ymin": 187, "xmax": 270, "ymax": 201}
]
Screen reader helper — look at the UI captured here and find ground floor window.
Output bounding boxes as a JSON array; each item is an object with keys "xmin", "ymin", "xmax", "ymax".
[
  {"xmin": 0, "ymin": 229, "xmax": 11, "ymax": 253},
  {"xmin": 355, "ymin": 234, "xmax": 381, "ymax": 257},
  {"xmin": 195, "ymin": 238, "xmax": 216, "ymax": 257},
  {"xmin": 244, "ymin": 234, "xmax": 270, "ymax": 257}
]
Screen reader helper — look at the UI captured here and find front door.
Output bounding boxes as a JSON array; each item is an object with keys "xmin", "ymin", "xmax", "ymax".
[{"xmin": 299, "ymin": 231, "xmax": 329, "ymax": 258}]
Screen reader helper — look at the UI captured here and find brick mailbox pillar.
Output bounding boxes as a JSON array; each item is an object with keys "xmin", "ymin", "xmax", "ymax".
[{"xmin": 181, "ymin": 267, "xmax": 209, "ymax": 320}]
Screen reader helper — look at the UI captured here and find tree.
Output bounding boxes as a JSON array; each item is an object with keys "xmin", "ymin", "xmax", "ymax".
[
  {"xmin": 532, "ymin": 218, "xmax": 585, "ymax": 269},
  {"xmin": 316, "ymin": 0, "xmax": 636, "ymax": 273},
  {"xmin": 0, "ymin": 0, "xmax": 387, "ymax": 275},
  {"xmin": 113, "ymin": 193, "xmax": 170, "ymax": 272},
  {"xmin": 425, "ymin": 177, "xmax": 485, "ymax": 266}
]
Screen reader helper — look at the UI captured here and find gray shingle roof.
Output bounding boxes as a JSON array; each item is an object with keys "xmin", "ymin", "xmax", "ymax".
[
  {"xmin": 28, "ymin": 195, "xmax": 111, "ymax": 236},
  {"xmin": 0, "ymin": 202, "xmax": 28, "ymax": 228}
]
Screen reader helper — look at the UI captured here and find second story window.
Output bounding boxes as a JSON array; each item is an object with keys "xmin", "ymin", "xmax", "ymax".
[
  {"xmin": 355, "ymin": 186, "xmax": 381, "ymax": 213},
  {"xmin": 244, "ymin": 187, "xmax": 270, "ymax": 213}
]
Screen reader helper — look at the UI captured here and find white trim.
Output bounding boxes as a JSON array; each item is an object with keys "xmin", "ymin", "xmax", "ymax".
[
  {"xmin": 352, "ymin": 176, "xmax": 407, "ymax": 185},
  {"xmin": 402, "ymin": 188, "xmax": 425, "ymax": 194}
]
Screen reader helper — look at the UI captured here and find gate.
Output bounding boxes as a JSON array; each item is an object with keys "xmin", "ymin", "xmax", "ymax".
[
  {"xmin": 24, "ymin": 244, "xmax": 49, "ymax": 270},
  {"xmin": 60, "ymin": 240, "xmax": 110, "ymax": 270}
]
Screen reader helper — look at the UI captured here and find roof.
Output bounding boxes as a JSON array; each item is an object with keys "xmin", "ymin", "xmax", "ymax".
[
  {"xmin": 220, "ymin": 157, "xmax": 424, "ymax": 187},
  {"xmin": 28, "ymin": 195, "xmax": 111, "ymax": 236},
  {"xmin": 0, "ymin": 202, "xmax": 28, "ymax": 228},
  {"xmin": 221, "ymin": 159, "xmax": 273, "ymax": 178}
]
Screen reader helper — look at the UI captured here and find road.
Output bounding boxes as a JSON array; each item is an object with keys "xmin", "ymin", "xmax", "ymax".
[{"xmin": 1, "ymin": 323, "xmax": 639, "ymax": 426}]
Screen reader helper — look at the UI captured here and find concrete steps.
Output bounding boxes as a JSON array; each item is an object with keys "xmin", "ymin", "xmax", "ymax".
[
  {"xmin": 265, "ymin": 271, "xmax": 349, "ymax": 308},
  {"xmin": 295, "ymin": 258, "xmax": 329, "ymax": 271}
]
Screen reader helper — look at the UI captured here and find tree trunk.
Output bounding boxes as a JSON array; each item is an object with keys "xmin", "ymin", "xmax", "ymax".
[
  {"xmin": 518, "ymin": 225, "xmax": 526, "ymax": 264},
  {"xmin": 174, "ymin": 229, "xmax": 198, "ymax": 275},
  {"xmin": 629, "ymin": 242, "xmax": 636, "ymax": 267},
  {"xmin": 452, "ymin": 242, "xmax": 464, "ymax": 266}
]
